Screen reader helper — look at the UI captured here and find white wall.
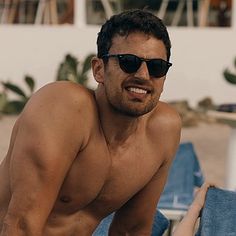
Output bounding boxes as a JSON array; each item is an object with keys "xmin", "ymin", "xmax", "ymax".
[
  {"xmin": 0, "ymin": 25, "xmax": 99, "ymax": 91},
  {"xmin": 164, "ymin": 27, "xmax": 236, "ymax": 105},
  {"xmin": 0, "ymin": 3, "xmax": 236, "ymax": 106}
]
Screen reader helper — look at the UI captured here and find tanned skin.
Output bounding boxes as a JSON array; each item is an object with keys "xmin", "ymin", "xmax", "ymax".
[{"xmin": 0, "ymin": 32, "xmax": 181, "ymax": 236}]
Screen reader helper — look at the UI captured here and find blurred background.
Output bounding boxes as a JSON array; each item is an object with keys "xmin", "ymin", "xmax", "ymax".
[
  {"xmin": 1, "ymin": 3, "xmax": 236, "ymax": 234},
  {"xmin": 0, "ymin": 0, "xmax": 235, "ymax": 106},
  {"xmin": 0, "ymin": 0, "xmax": 236, "ymax": 188}
]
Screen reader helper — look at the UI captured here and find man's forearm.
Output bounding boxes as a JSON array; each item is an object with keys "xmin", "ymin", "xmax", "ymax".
[
  {"xmin": 0, "ymin": 215, "xmax": 43, "ymax": 236},
  {"xmin": 109, "ymin": 231, "xmax": 150, "ymax": 236},
  {"xmin": 109, "ymin": 224, "xmax": 151, "ymax": 236}
]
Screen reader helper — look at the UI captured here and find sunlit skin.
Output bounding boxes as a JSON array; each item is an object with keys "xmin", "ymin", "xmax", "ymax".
[
  {"xmin": 0, "ymin": 32, "xmax": 181, "ymax": 236},
  {"xmin": 95, "ymin": 32, "xmax": 167, "ymax": 117}
]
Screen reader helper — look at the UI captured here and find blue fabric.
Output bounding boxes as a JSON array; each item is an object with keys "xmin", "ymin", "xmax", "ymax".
[
  {"xmin": 151, "ymin": 210, "xmax": 169, "ymax": 236},
  {"xmin": 93, "ymin": 210, "xmax": 169, "ymax": 236},
  {"xmin": 158, "ymin": 142, "xmax": 204, "ymax": 210},
  {"xmin": 93, "ymin": 213, "xmax": 114, "ymax": 236},
  {"xmin": 196, "ymin": 187, "xmax": 236, "ymax": 236}
]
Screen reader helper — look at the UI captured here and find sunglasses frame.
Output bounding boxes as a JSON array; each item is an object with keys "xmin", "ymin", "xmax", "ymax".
[{"xmin": 102, "ymin": 53, "xmax": 172, "ymax": 78}]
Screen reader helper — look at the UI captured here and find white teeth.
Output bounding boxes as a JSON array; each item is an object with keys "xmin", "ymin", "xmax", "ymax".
[{"xmin": 128, "ymin": 87, "xmax": 147, "ymax": 94}]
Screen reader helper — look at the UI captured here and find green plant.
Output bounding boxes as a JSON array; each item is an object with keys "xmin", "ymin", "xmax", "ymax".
[
  {"xmin": 0, "ymin": 53, "xmax": 95, "ymax": 115},
  {"xmin": 0, "ymin": 91, "xmax": 8, "ymax": 113},
  {"xmin": 0, "ymin": 75, "xmax": 35, "ymax": 114},
  {"xmin": 56, "ymin": 53, "xmax": 95, "ymax": 87},
  {"xmin": 223, "ymin": 57, "xmax": 236, "ymax": 85}
]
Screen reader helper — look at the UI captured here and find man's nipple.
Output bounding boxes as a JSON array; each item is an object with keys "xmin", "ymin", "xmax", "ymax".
[{"xmin": 60, "ymin": 195, "xmax": 72, "ymax": 203}]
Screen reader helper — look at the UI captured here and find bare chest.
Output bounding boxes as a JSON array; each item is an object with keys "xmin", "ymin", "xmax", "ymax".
[
  {"xmin": 91, "ymin": 146, "xmax": 161, "ymax": 214},
  {"xmin": 53, "ymin": 140, "xmax": 163, "ymax": 217}
]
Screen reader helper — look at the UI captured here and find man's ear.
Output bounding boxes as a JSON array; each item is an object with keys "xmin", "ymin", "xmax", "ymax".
[{"xmin": 91, "ymin": 57, "xmax": 104, "ymax": 84}]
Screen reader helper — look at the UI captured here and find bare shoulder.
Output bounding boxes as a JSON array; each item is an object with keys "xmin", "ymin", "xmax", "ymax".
[
  {"xmin": 147, "ymin": 101, "xmax": 182, "ymax": 160},
  {"xmin": 24, "ymin": 81, "xmax": 97, "ymax": 115},
  {"xmin": 148, "ymin": 101, "xmax": 182, "ymax": 132},
  {"xmin": 18, "ymin": 81, "xmax": 99, "ymax": 150}
]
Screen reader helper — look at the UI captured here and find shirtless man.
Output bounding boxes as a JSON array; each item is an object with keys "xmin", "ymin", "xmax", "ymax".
[{"xmin": 0, "ymin": 9, "xmax": 181, "ymax": 235}]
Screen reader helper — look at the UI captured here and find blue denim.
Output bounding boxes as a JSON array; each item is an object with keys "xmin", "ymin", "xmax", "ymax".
[
  {"xmin": 93, "ymin": 210, "xmax": 169, "ymax": 236},
  {"xmin": 158, "ymin": 142, "xmax": 204, "ymax": 210},
  {"xmin": 196, "ymin": 187, "xmax": 236, "ymax": 236}
]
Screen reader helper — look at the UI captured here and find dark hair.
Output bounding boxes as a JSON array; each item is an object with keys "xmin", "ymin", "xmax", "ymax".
[{"xmin": 97, "ymin": 9, "xmax": 171, "ymax": 61}]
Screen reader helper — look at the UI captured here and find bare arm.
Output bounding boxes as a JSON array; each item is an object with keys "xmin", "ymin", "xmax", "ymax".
[
  {"xmin": 109, "ymin": 105, "xmax": 181, "ymax": 235},
  {"xmin": 1, "ymin": 82, "xmax": 90, "ymax": 236},
  {"xmin": 108, "ymin": 161, "xmax": 173, "ymax": 236},
  {"xmin": 173, "ymin": 183, "xmax": 211, "ymax": 236}
]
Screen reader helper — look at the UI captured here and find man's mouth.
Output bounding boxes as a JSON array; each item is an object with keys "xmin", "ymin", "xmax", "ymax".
[{"xmin": 127, "ymin": 87, "xmax": 148, "ymax": 94}]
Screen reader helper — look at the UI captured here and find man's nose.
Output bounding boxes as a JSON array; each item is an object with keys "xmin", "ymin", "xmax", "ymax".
[{"xmin": 134, "ymin": 62, "xmax": 150, "ymax": 80}]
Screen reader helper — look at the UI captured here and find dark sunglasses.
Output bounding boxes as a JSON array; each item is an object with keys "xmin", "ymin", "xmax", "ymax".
[{"xmin": 102, "ymin": 54, "xmax": 172, "ymax": 78}]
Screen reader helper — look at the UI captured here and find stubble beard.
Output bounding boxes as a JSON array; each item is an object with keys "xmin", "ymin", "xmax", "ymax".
[{"xmin": 106, "ymin": 90, "xmax": 159, "ymax": 117}]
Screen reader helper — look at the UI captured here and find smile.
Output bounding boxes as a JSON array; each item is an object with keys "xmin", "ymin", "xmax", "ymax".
[{"xmin": 126, "ymin": 87, "xmax": 149, "ymax": 94}]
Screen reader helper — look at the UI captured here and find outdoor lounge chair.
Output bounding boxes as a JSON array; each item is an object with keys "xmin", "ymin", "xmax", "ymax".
[
  {"xmin": 196, "ymin": 187, "xmax": 236, "ymax": 236},
  {"xmin": 93, "ymin": 210, "xmax": 169, "ymax": 236},
  {"xmin": 94, "ymin": 142, "xmax": 204, "ymax": 236},
  {"xmin": 158, "ymin": 142, "xmax": 204, "ymax": 234}
]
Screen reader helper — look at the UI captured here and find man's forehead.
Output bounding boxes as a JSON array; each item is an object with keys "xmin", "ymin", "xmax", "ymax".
[
  {"xmin": 109, "ymin": 32, "xmax": 167, "ymax": 59},
  {"xmin": 112, "ymin": 31, "xmax": 153, "ymax": 42}
]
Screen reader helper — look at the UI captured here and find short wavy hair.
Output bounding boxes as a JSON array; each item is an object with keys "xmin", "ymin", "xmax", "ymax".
[{"xmin": 97, "ymin": 9, "xmax": 171, "ymax": 61}]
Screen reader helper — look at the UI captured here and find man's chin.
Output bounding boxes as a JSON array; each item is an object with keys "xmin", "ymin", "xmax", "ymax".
[{"xmin": 111, "ymin": 104, "xmax": 156, "ymax": 117}]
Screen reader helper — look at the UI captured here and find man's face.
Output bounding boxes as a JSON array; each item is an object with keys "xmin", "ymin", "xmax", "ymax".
[{"xmin": 102, "ymin": 32, "xmax": 168, "ymax": 117}]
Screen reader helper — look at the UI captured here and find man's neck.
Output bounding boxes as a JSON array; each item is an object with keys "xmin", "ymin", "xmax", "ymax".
[{"xmin": 95, "ymin": 90, "xmax": 146, "ymax": 147}]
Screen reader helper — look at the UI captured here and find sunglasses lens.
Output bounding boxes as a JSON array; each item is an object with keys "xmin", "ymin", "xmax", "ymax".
[
  {"xmin": 119, "ymin": 55, "xmax": 141, "ymax": 74},
  {"xmin": 106, "ymin": 54, "xmax": 171, "ymax": 78},
  {"xmin": 148, "ymin": 59, "xmax": 169, "ymax": 78}
]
